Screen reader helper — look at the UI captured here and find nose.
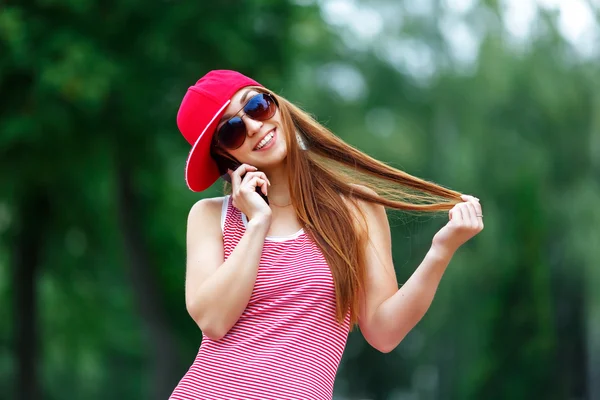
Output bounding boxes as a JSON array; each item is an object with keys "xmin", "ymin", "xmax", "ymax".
[{"xmin": 243, "ymin": 115, "xmax": 263, "ymax": 137}]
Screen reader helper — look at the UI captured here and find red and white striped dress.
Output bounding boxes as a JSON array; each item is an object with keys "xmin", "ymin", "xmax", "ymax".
[{"xmin": 170, "ymin": 195, "xmax": 351, "ymax": 400}]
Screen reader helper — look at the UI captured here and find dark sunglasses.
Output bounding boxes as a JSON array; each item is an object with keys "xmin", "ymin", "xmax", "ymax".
[{"xmin": 214, "ymin": 93, "xmax": 278, "ymax": 150}]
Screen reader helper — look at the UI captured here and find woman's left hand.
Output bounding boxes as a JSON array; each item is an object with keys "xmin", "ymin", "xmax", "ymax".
[{"xmin": 432, "ymin": 194, "xmax": 484, "ymax": 256}]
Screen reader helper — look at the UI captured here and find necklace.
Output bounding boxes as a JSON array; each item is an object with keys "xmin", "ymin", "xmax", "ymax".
[{"xmin": 269, "ymin": 199, "xmax": 293, "ymax": 207}]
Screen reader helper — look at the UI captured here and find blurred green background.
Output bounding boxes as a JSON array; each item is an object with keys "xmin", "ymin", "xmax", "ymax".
[{"xmin": 1, "ymin": 0, "xmax": 599, "ymax": 399}]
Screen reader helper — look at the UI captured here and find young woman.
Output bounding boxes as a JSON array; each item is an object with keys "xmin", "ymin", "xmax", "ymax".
[{"xmin": 170, "ymin": 70, "xmax": 483, "ymax": 399}]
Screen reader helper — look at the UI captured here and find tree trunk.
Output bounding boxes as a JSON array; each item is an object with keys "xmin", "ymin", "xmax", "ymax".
[
  {"xmin": 12, "ymin": 190, "xmax": 48, "ymax": 400},
  {"xmin": 114, "ymin": 155, "xmax": 179, "ymax": 400}
]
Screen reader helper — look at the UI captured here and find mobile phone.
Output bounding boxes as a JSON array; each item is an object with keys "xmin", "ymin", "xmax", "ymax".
[{"xmin": 214, "ymin": 155, "xmax": 269, "ymax": 205}]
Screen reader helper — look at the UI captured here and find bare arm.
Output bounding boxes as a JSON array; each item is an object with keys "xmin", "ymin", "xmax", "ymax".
[
  {"xmin": 184, "ymin": 197, "xmax": 271, "ymax": 340},
  {"xmin": 184, "ymin": 164, "xmax": 272, "ymax": 340},
  {"xmin": 354, "ymin": 188, "xmax": 483, "ymax": 353},
  {"xmin": 360, "ymin": 227, "xmax": 454, "ymax": 353}
]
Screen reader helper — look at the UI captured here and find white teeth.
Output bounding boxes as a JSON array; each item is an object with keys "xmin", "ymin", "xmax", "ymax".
[{"xmin": 255, "ymin": 131, "xmax": 274, "ymax": 150}]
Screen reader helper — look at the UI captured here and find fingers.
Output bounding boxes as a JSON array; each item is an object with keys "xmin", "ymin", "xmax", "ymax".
[
  {"xmin": 460, "ymin": 194, "xmax": 484, "ymax": 229},
  {"xmin": 458, "ymin": 203, "xmax": 469, "ymax": 222},
  {"xmin": 246, "ymin": 176, "xmax": 269, "ymax": 195},
  {"xmin": 461, "ymin": 195, "xmax": 482, "ymax": 214},
  {"xmin": 227, "ymin": 164, "xmax": 271, "ymax": 188},
  {"xmin": 449, "ymin": 203, "xmax": 464, "ymax": 222},
  {"xmin": 228, "ymin": 164, "xmax": 271, "ymax": 199},
  {"xmin": 462, "ymin": 195, "xmax": 482, "ymax": 216},
  {"xmin": 464, "ymin": 202, "xmax": 479, "ymax": 227},
  {"xmin": 228, "ymin": 164, "xmax": 256, "ymax": 188},
  {"xmin": 451, "ymin": 203, "xmax": 476, "ymax": 228},
  {"xmin": 241, "ymin": 171, "xmax": 270, "ymax": 194},
  {"xmin": 461, "ymin": 194, "xmax": 479, "ymax": 202},
  {"xmin": 246, "ymin": 177, "xmax": 268, "ymax": 195}
]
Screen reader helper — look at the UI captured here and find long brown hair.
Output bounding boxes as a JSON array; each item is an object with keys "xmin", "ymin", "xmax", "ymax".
[{"xmin": 214, "ymin": 87, "xmax": 462, "ymax": 327}]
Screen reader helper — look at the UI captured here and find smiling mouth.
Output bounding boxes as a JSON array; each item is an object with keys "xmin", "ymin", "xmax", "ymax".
[{"xmin": 254, "ymin": 129, "xmax": 275, "ymax": 150}]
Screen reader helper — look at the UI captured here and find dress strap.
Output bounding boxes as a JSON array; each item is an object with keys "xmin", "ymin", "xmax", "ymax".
[{"xmin": 220, "ymin": 195, "xmax": 230, "ymax": 234}]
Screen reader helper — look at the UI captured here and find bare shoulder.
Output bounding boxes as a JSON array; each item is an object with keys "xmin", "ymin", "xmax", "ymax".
[
  {"xmin": 343, "ymin": 184, "xmax": 388, "ymax": 234},
  {"xmin": 185, "ymin": 197, "xmax": 227, "ymax": 311},
  {"xmin": 187, "ymin": 196, "xmax": 226, "ymax": 233},
  {"xmin": 348, "ymin": 183, "xmax": 378, "ymax": 199},
  {"xmin": 188, "ymin": 196, "xmax": 226, "ymax": 217}
]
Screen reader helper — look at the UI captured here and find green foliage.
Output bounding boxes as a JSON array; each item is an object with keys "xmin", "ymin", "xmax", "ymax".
[{"xmin": 1, "ymin": 1, "xmax": 597, "ymax": 399}]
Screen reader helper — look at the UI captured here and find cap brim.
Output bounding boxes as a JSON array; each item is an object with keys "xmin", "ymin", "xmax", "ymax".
[{"xmin": 185, "ymin": 100, "xmax": 231, "ymax": 192}]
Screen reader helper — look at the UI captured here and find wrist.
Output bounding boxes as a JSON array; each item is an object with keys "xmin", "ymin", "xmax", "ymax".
[
  {"xmin": 246, "ymin": 214, "xmax": 271, "ymax": 235},
  {"xmin": 428, "ymin": 243, "xmax": 456, "ymax": 262}
]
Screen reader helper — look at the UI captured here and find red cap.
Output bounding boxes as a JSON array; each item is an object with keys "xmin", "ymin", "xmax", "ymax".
[{"xmin": 177, "ymin": 70, "xmax": 262, "ymax": 192}]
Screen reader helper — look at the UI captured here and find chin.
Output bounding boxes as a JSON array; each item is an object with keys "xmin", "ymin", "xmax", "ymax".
[{"xmin": 253, "ymin": 149, "xmax": 287, "ymax": 170}]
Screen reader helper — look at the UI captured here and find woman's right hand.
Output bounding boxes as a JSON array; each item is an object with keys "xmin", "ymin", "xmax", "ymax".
[{"xmin": 228, "ymin": 164, "xmax": 272, "ymax": 223}]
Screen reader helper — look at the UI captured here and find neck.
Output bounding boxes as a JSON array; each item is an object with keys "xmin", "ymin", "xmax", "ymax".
[{"xmin": 261, "ymin": 164, "xmax": 292, "ymax": 207}]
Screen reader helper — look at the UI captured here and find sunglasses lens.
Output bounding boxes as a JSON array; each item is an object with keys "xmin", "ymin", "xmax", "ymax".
[
  {"xmin": 217, "ymin": 117, "xmax": 246, "ymax": 150},
  {"xmin": 244, "ymin": 93, "xmax": 276, "ymax": 121},
  {"xmin": 215, "ymin": 94, "xmax": 277, "ymax": 150}
]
